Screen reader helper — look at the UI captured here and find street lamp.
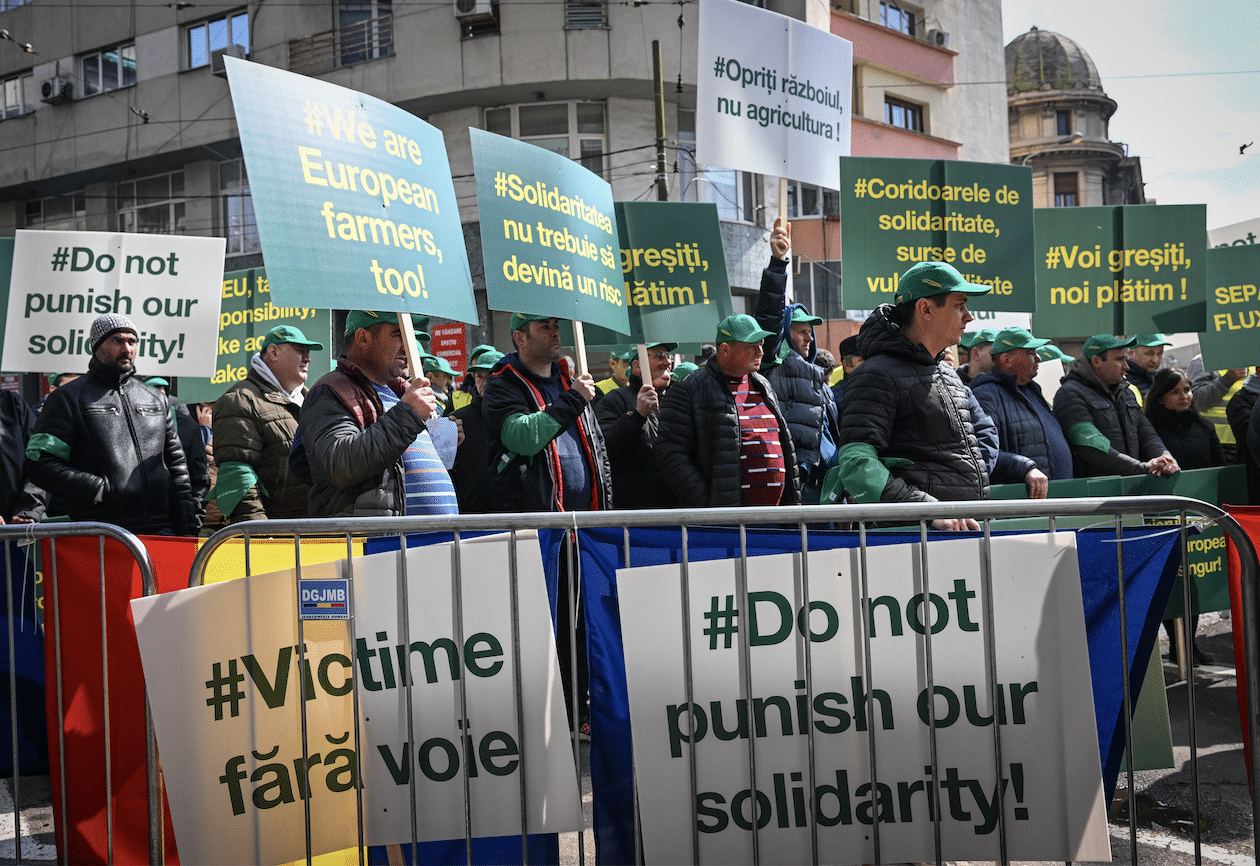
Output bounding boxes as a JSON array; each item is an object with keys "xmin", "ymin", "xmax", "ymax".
[{"xmin": 1021, "ymin": 131, "xmax": 1084, "ymax": 165}]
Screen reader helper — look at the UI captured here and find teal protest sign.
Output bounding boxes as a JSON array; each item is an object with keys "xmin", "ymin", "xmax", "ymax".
[
  {"xmin": 224, "ymin": 58, "xmax": 476, "ymax": 323},
  {"xmin": 615, "ymin": 202, "xmax": 732, "ymax": 343},
  {"xmin": 838, "ymin": 157, "xmax": 1034, "ymax": 312},
  {"xmin": 1031, "ymin": 204, "xmax": 1206, "ymax": 337},
  {"xmin": 175, "ymin": 268, "xmax": 332, "ymax": 404},
  {"xmin": 1200, "ymin": 244, "xmax": 1260, "ymax": 370},
  {"xmin": 470, "ymin": 128, "xmax": 629, "ymax": 334}
]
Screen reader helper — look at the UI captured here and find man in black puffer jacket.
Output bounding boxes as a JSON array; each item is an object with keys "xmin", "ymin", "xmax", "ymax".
[
  {"xmin": 834, "ymin": 262, "xmax": 995, "ymax": 530},
  {"xmin": 595, "ymin": 341, "xmax": 679, "ymax": 509},
  {"xmin": 26, "ymin": 314, "xmax": 197, "ymax": 535},
  {"xmin": 755, "ymin": 218, "xmax": 838, "ymax": 504},
  {"xmin": 657, "ymin": 315, "xmax": 800, "ymax": 508}
]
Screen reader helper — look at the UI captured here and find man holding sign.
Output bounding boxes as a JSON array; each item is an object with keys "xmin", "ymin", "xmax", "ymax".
[{"xmin": 26, "ymin": 313, "xmax": 198, "ymax": 535}]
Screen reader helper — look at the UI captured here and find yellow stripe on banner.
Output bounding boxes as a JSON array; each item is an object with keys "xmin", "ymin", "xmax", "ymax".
[{"xmin": 195, "ymin": 536, "xmax": 365, "ymax": 584}]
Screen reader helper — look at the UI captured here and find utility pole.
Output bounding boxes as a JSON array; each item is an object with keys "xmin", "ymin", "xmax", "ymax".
[{"xmin": 652, "ymin": 40, "xmax": 669, "ymax": 201}]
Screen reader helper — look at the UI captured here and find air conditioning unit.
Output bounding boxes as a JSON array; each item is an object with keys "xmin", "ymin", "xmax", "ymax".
[
  {"xmin": 927, "ymin": 29, "xmax": 949, "ymax": 48},
  {"xmin": 454, "ymin": 0, "xmax": 494, "ymax": 22},
  {"xmin": 210, "ymin": 43, "xmax": 248, "ymax": 77},
  {"xmin": 40, "ymin": 76, "xmax": 72, "ymax": 104}
]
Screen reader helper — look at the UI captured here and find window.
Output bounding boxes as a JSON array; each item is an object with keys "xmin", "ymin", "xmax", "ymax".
[
  {"xmin": 787, "ymin": 182, "xmax": 839, "ymax": 219},
  {"xmin": 220, "ymin": 159, "xmax": 260, "ymax": 255},
  {"xmin": 117, "ymin": 172, "xmax": 186, "ymax": 234},
  {"xmin": 0, "ymin": 0, "xmax": 32, "ymax": 10},
  {"xmin": 676, "ymin": 110, "xmax": 756, "ymax": 223},
  {"xmin": 485, "ymin": 101, "xmax": 606, "ymax": 179},
  {"xmin": 2, "ymin": 73, "xmax": 32, "ymax": 120},
  {"xmin": 565, "ymin": 0, "xmax": 606, "ymax": 28},
  {"xmin": 880, "ymin": 1, "xmax": 915, "ymax": 37},
  {"xmin": 26, "ymin": 194, "xmax": 87, "ymax": 231},
  {"xmin": 187, "ymin": 11, "xmax": 249, "ymax": 69},
  {"xmin": 1056, "ymin": 110, "xmax": 1071, "ymax": 137},
  {"xmin": 884, "ymin": 96, "xmax": 923, "ymax": 132},
  {"xmin": 1054, "ymin": 172, "xmax": 1078, "ymax": 208},
  {"xmin": 339, "ymin": 0, "xmax": 392, "ymax": 66},
  {"xmin": 81, "ymin": 45, "xmax": 136, "ymax": 96}
]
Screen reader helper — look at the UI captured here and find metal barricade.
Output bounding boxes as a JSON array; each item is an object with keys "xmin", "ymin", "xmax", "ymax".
[
  {"xmin": 0, "ymin": 521, "xmax": 162, "ymax": 866},
  {"xmin": 185, "ymin": 495, "xmax": 1260, "ymax": 865}
]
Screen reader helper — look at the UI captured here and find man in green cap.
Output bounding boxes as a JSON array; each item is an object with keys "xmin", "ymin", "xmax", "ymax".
[
  {"xmin": 449, "ymin": 343, "xmax": 498, "ymax": 413},
  {"xmin": 1125, "ymin": 333, "xmax": 1172, "ymax": 397},
  {"xmin": 421, "ymin": 354, "xmax": 458, "ymax": 412},
  {"xmin": 657, "ymin": 314, "xmax": 800, "ymax": 507},
  {"xmin": 212, "ymin": 324, "xmax": 326, "ymax": 521},
  {"xmin": 834, "ymin": 261, "xmax": 997, "ymax": 529},
  {"xmin": 753, "ymin": 218, "xmax": 839, "ymax": 503},
  {"xmin": 1053, "ymin": 334, "xmax": 1179, "ymax": 477},
  {"xmin": 448, "ymin": 349, "xmax": 504, "ymax": 514},
  {"xmin": 297, "ymin": 310, "xmax": 454, "ymax": 516},
  {"xmin": 957, "ymin": 327, "xmax": 996, "ymax": 386},
  {"xmin": 594, "ymin": 349, "xmax": 632, "ymax": 398},
  {"xmin": 596, "ymin": 341, "xmax": 678, "ymax": 509},
  {"xmin": 970, "ymin": 327, "xmax": 1073, "ymax": 495}
]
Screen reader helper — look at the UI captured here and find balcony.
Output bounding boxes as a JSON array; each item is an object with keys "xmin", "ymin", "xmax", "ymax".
[
  {"xmin": 832, "ymin": 11, "xmax": 955, "ymax": 87},
  {"xmin": 289, "ymin": 15, "xmax": 394, "ymax": 75}
]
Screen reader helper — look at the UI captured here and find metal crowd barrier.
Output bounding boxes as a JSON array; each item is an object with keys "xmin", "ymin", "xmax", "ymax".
[
  {"xmin": 0, "ymin": 521, "xmax": 162, "ymax": 866},
  {"xmin": 180, "ymin": 495, "xmax": 1260, "ymax": 866}
]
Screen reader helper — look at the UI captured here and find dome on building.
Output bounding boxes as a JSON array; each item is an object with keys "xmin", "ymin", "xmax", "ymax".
[{"xmin": 1005, "ymin": 26, "xmax": 1105, "ymax": 95}]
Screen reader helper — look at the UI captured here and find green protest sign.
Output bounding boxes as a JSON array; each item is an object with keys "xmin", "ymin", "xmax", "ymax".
[
  {"xmin": 838, "ymin": 157, "xmax": 1034, "ymax": 312},
  {"xmin": 0, "ymin": 238, "xmax": 11, "ymax": 357},
  {"xmin": 616, "ymin": 202, "xmax": 732, "ymax": 343},
  {"xmin": 175, "ymin": 268, "xmax": 332, "ymax": 404},
  {"xmin": 224, "ymin": 58, "xmax": 477, "ymax": 323},
  {"xmin": 470, "ymin": 128, "xmax": 629, "ymax": 334},
  {"xmin": 1200, "ymin": 244, "xmax": 1260, "ymax": 370},
  {"xmin": 1031, "ymin": 204, "xmax": 1206, "ymax": 337}
]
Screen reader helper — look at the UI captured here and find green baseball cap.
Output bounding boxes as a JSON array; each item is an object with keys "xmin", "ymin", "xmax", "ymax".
[
  {"xmin": 625, "ymin": 342, "xmax": 679, "ymax": 357},
  {"xmin": 790, "ymin": 308, "xmax": 823, "ymax": 326},
  {"xmin": 469, "ymin": 350, "xmax": 505, "ymax": 372},
  {"xmin": 1133, "ymin": 333, "xmax": 1172, "ymax": 347},
  {"xmin": 260, "ymin": 324, "xmax": 325, "ymax": 352},
  {"xmin": 510, "ymin": 313, "xmax": 556, "ymax": 332},
  {"xmin": 894, "ymin": 261, "xmax": 991, "ymax": 305},
  {"xmin": 715, "ymin": 314, "xmax": 774, "ymax": 345},
  {"xmin": 422, "ymin": 355, "xmax": 457, "ymax": 376},
  {"xmin": 468, "ymin": 344, "xmax": 497, "ymax": 364},
  {"xmin": 1082, "ymin": 334, "xmax": 1137, "ymax": 359},
  {"xmin": 671, "ymin": 361, "xmax": 699, "ymax": 381},
  {"xmin": 344, "ymin": 311, "xmax": 431, "ymax": 341},
  {"xmin": 959, "ymin": 328, "xmax": 998, "ymax": 349},
  {"xmin": 144, "ymin": 376, "xmax": 170, "ymax": 389},
  {"xmin": 990, "ymin": 327, "xmax": 1050, "ymax": 355},
  {"xmin": 1037, "ymin": 344, "xmax": 1074, "ymax": 363}
]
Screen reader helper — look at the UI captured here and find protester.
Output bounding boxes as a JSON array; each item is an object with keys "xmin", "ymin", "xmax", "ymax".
[
  {"xmin": 422, "ymin": 355, "xmax": 457, "ymax": 412},
  {"xmin": 211, "ymin": 324, "xmax": 324, "ymax": 521},
  {"xmin": 1186, "ymin": 355, "xmax": 1252, "ymax": 463},
  {"xmin": 671, "ymin": 362, "xmax": 699, "ymax": 382},
  {"xmin": 1145, "ymin": 368, "xmax": 1222, "ymax": 666},
  {"xmin": 971, "ymin": 327, "xmax": 1071, "ymax": 494},
  {"xmin": 447, "ymin": 349, "xmax": 503, "ymax": 514},
  {"xmin": 596, "ymin": 342, "xmax": 678, "ymax": 509},
  {"xmin": 297, "ymin": 310, "xmax": 453, "ymax": 517},
  {"xmin": 1126, "ymin": 334, "xmax": 1172, "ymax": 398},
  {"xmin": 0, "ymin": 390, "xmax": 47, "ymax": 524},
  {"xmin": 482, "ymin": 313, "xmax": 612, "ymax": 738},
  {"xmin": 146, "ymin": 376, "xmax": 210, "ymax": 520},
  {"xmin": 1053, "ymin": 335, "xmax": 1179, "ymax": 477},
  {"xmin": 657, "ymin": 314, "xmax": 800, "ymax": 508},
  {"xmin": 956, "ymin": 328, "xmax": 996, "ymax": 385},
  {"xmin": 831, "ymin": 334, "xmax": 863, "ymax": 411},
  {"xmin": 754, "ymin": 218, "xmax": 839, "ymax": 503},
  {"xmin": 26, "ymin": 313, "xmax": 198, "ymax": 535},
  {"xmin": 594, "ymin": 349, "xmax": 631, "ymax": 397},
  {"xmin": 449, "ymin": 343, "xmax": 497, "ymax": 413},
  {"xmin": 834, "ymin": 262, "xmax": 994, "ymax": 529},
  {"xmin": 1228, "ymin": 372, "xmax": 1260, "ymax": 503}
]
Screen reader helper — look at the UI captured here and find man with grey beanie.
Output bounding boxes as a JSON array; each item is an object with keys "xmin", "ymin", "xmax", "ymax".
[{"xmin": 25, "ymin": 313, "xmax": 198, "ymax": 535}]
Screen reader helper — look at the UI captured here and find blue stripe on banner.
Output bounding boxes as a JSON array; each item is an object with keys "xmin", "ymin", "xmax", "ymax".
[{"xmin": 540, "ymin": 524, "xmax": 1179, "ymax": 866}]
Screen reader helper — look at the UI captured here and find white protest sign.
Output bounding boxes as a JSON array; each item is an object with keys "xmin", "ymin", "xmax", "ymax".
[
  {"xmin": 131, "ymin": 534, "xmax": 582, "ymax": 865},
  {"xmin": 619, "ymin": 533, "xmax": 1110, "ymax": 864},
  {"xmin": 696, "ymin": 0, "xmax": 852, "ymax": 191},
  {"xmin": 2, "ymin": 230, "xmax": 225, "ymax": 376}
]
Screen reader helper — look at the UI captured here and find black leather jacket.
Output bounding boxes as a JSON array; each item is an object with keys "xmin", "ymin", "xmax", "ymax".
[{"xmin": 26, "ymin": 357, "xmax": 197, "ymax": 535}]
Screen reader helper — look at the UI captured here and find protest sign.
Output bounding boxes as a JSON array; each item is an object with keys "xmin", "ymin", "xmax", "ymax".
[
  {"xmin": 131, "ymin": 534, "xmax": 582, "ymax": 865},
  {"xmin": 618, "ymin": 533, "xmax": 1110, "ymax": 864},
  {"xmin": 838, "ymin": 158, "xmax": 1034, "ymax": 312},
  {"xmin": 430, "ymin": 322, "xmax": 466, "ymax": 371},
  {"xmin": 470, "ymin": 128, "xmax": 628, "ymax": 335},
  {"xmin": 696, "ymin": 0, "xmax": 851, "ymax": 190},
  {"xmin": 614, "ymin": 202, "xmax": 732, "ymax": 344},
  {"xmin": 1031, "ymin": 204, "xmax": 1207, "ymax": 337},
  {"xmin": 176, "ymin": 267, "xmax": 332, "ymax": 404},
  {"xmin": 0, "ymin": 238, "xmax": 12, "ymax": 357},
  {"xmin": 1200, "ymin": 244, "xmax": 1260, "ymax": 371},
  {"xmin": 225, "ymin": 58, "xmax": 477, "ymax": 324},
  {"xmin": 2, "ymin": 230, "xmax": 224, "ymax": 377}
]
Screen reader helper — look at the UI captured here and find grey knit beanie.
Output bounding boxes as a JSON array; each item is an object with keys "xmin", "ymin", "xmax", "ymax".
[{"xmin": 90, "ymin": 313, "xmax": 138, "ymax": 352}]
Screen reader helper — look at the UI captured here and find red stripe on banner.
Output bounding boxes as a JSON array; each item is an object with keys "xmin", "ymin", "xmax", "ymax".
[{"xmin": 41, "ymin": 534, "xmax": 197, "ymax": 865}]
